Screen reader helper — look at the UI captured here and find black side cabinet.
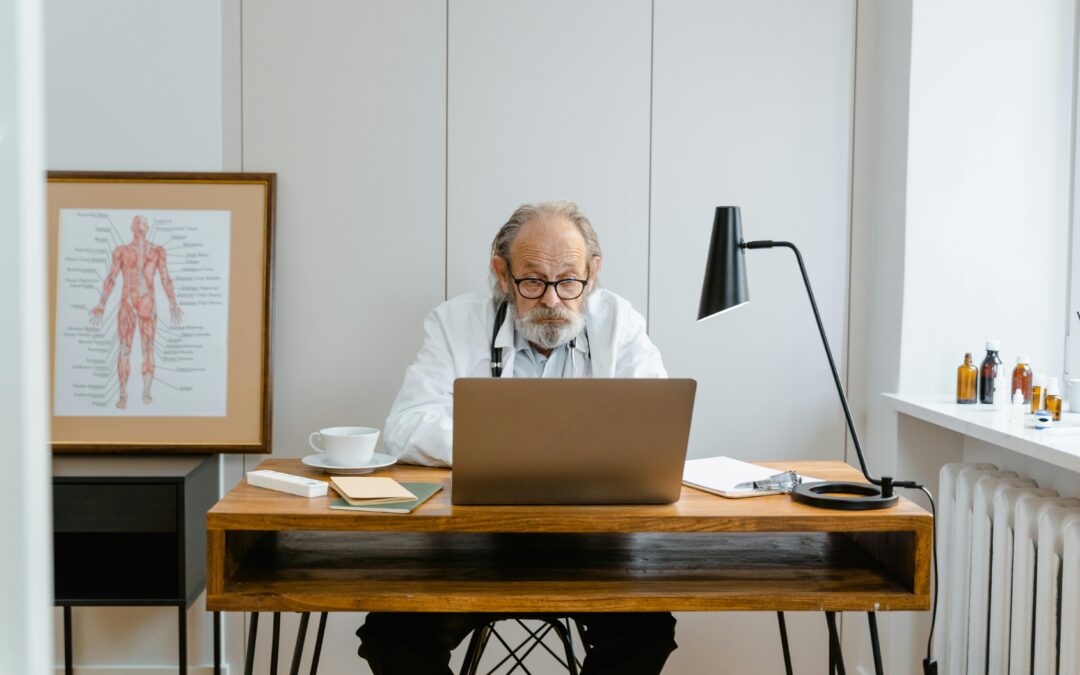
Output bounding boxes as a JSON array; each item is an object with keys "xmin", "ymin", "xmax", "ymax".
[{"xmin": 53, "ymin": 454, "xmax": 218, "ymax": 674}]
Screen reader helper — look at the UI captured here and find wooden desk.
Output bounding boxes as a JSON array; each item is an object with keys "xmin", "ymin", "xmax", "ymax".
[{"xmin": 206, "ymin": 459, "xmax": 930, "ymax": 615}]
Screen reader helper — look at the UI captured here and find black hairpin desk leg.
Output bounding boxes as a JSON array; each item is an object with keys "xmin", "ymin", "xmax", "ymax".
[
  {"xmin": 270, "ymin": 612, "xmax": 281, "ymax": 674},
  {"xmin": 244, "ymin": 612, "xmax": 260, "ymax": 675},
  {"xmin": 776, "ymin": 612, "xmax": 793, "ymax": 675},
  {"xmin": 288, "ymin": 613, "xmax": 311, "ymax": 675},
  {"xmin": 868, "ymin": 612, "xmax": 884, "ymax": 675},
  {"xmin": 826, "ymin": 612, "xmax": 846, "ymax": 675},
  {"xmin": 310, "ymin": 613, "xmax": 328, "ymax": 674},
  {"xmin": 213, "ymin": 611, "xmax": 221, "ymax": 675}
]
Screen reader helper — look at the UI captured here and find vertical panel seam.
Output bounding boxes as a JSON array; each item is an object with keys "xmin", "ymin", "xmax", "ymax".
[
  {"xmin": 842, "ymin": 0, "xmax": 860, "ymax": 470},
  {"xmin": 445, "ymin": 0, "xmax": 450, "ymax": 302},
  {"xmin": 646, "ymin": 0, "xmax": 655, "ymax": 331},
  {"xmin": 1063, "ymin": 0, "xmax": 1080, "ymax": 382},
  {"xmin": 239, "ymin": 0, "xmax": 245, "ymax": 174}
]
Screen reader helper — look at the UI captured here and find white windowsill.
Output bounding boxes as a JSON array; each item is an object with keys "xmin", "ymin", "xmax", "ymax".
[{"xmin": 882, "ymin": 393, "xmax": 1080, "ymax": 474}]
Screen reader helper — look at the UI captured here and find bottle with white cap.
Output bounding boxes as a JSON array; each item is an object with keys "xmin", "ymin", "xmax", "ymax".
[
  {"xmin": 1032, "ymin": 373, "xmax": 1047, "ymax": 413},
  {"xmin": 1011, "ymin": 389, "xmax": 1026, "ymax": 425},
  {"xmin": 979, "ymin": 340, "xmax": 1002, "ymax": 404},
  {"xmin": 1046, "ymin": 377, "xmax": 1062, "ymax": 421},
  {"xmin": 1011, "ymin": 355, "xmax": 1033, "ymax": 404}
]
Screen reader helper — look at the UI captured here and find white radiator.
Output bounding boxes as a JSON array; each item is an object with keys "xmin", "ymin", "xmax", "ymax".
[{"xmin": 937, "ymin": 462, "xmax": 1080, "ymax": 675}]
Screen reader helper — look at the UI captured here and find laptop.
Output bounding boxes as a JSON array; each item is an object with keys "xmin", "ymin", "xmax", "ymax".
[{"xmin": 451, "ymin": 378, "xmax": 696, "ymax": 505}]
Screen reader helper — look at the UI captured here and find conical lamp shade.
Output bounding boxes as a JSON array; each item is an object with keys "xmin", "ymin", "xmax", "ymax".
[{"xmin": 698, "ymin": 206, "xmax": 749, "ymax": 320}]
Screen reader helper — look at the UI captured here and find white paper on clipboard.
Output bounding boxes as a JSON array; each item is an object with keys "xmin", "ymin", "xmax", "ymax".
[{"xmin": 682, "ymin": 456, "xmax": 823, "ymax": 498}]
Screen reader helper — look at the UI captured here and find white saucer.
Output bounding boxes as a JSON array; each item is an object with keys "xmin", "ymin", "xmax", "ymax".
[{"xmin": 301, "ymin": 452, "xmax": 397, "ymax": 475}]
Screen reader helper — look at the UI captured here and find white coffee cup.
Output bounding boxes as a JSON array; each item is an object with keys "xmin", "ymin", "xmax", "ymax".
[{"xmin": 309, "ymin": 426, "xmax": 380, "ymax": 467}]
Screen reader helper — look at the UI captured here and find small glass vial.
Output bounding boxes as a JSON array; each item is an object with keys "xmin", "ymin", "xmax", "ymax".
[
  {"xmin": 1012, "ymin": 355, "xmax": 1033, "ymax": 404},
  {"xmin": 957, "ymin": 353, "xmax": 978, "ymax": 404},
  {"xmin": 979, "ymin": 340, "xmax": 1002, "ymax": 404},
  {"xmin": 1032, "ymin": 373, "xmax": 1046, "ymax": 413},
  {"xmin": 1047, "ymin": 377, "xmax": 1062, "ymax": 421}
]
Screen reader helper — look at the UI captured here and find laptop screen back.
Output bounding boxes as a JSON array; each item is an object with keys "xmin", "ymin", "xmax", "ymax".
[{"xmin": 451, "ymin": 378, "xmax": 696, "ymax": 505}]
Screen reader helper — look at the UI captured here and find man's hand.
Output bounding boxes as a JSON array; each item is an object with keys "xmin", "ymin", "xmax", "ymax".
[
  {"xmin": 170, "ymin": 302, "xmax": 184, "ymax": 325},
  {"xmin": 89, "ymin": 304, "xmax": 105, "ymax": 327}
]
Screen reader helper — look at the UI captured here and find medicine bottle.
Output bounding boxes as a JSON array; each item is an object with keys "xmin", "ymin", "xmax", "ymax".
[
  {"xmin": 1011, "ymin": 356, "xmax": 1033, "ymax": 404},
  {"xmin": 1032, "ymin": 373, "xmax": 1046, "ymax": 413},
  {"xmin": 979, "ymin": 340, "xmax": 1002, "ymax": 404},
  {"xmin": 956, "ymin": 353, "xmax": 978, "ymax": 404},
  {"xmin": 1047, "ymin": 377, "xmax": 1062, "ymax": 421}
]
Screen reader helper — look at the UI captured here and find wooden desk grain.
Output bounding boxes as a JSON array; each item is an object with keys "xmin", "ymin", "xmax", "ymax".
[{"xmin": 207, "ymin": 459, "xmax": 931, "ymax": 614}]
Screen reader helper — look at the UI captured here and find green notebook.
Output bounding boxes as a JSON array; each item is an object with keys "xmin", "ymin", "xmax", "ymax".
[{"xmin": 328, "ymin": 481, "xmax": 442, "ymax": 514}]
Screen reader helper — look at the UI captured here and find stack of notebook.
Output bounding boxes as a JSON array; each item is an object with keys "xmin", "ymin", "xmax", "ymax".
[{"xmin": 328, "ymin": 476, "xmax": 441, "ymax": 513}]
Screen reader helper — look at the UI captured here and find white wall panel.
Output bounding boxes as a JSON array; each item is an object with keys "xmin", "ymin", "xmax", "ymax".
[
  {"xmin": 45, "ymin": 0, "xmax": 222, "ymax": 171},
  {"xmin": 243, "ymin": 0, "xmax": 446, "ymax": 460},
  {"xmin": 447, "ymin": 0, "xmax": 652, "ymax": 309},
  {"xmin": 650, "ymin": 0, "xmax": 856, "ymax": 463}
]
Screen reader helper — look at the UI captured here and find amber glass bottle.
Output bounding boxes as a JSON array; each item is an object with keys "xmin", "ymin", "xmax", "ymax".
[
  {"xmin": 1047, "ymin": 377, "xmax": 1062, "ymax": 421},
  {"xmin": 1032, "ymin": 373, "xmax": 1046, "ymax": 413},
  {"xmin": 1011, "ymin": 356, "xmax": 1033, "ymax": 404},
  {"xmin": 957, "ymin": 353, "xmax": 978, "ymax": 404},
  {"xmin": 979, "ymin": 341, "xmax": 1002, "ymax": 404}
]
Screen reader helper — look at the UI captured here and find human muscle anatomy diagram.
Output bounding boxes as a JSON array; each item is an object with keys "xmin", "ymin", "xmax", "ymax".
[
  {"xmin": 90, "ymin": 215, "xmax": 184, "ymax": 408},
  {"xmin": 54, "ymin": 209, "xmax": 232, "ymax": 417}
]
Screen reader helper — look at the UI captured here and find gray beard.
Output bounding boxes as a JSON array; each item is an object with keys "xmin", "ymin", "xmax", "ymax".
[{"xmin": 513, "ymin": 303, "xmax": 586, "ymax": 351}]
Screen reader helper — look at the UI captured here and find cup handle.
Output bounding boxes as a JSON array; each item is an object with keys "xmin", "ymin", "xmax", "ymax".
[{"xmin": 309, "ymin": 432, "xmax": 322, "ymax": 453}]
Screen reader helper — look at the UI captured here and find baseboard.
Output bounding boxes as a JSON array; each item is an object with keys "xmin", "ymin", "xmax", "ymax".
[{"xmin": 54, "ymin": 667, "xmax": 228, "ymax": 674}]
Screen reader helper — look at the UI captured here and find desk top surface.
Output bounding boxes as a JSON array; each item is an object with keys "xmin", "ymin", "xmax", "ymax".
[{"xmin": 208, "ymin": 459, "xmax": 930, "ymax": 533}]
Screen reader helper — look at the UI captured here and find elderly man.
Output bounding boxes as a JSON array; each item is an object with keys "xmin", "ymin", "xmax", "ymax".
[{"xmin": 357, "ymin": 201, "xmax": 676, "ymax": 674}]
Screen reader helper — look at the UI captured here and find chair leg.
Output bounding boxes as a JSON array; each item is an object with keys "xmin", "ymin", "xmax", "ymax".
[
  {"xmin": 460, "ymin": 624, "xmax": 493, "ymax": 675},
  {"xmin": 825, "ymin": 612, "xmax": 846, "ymax": 675},
  {"xmin": 289, "ymin": 613, "xmax": 310, "ymax": 675},
  {"xmin": 309, "ymin": 613, "xmax": 328, "ymax": 675},
  {"xmin": 777, "ymin": 612, "xmax": 793, "ymax": 675},
  {"xmin": 546, "ymin": 619, "xmax": 578, "ymax": 675},
  {"xmin": 244, "ymin": 613, "xmax": 259, "ymax": 675},
  {"xmin": 867, "ymin": 612, "xmax": 884, "ymax": 675}
]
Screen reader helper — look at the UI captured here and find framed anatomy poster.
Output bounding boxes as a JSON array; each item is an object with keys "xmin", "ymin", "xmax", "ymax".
[{"xmin": 47, "ymin": 172, "xmax": 276, "ymax": 453}]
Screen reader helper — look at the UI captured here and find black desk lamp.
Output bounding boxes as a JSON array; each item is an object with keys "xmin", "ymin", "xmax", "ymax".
[{"xmin": 698, "ymin": 206, "xmax": 914, "ymax": 510}]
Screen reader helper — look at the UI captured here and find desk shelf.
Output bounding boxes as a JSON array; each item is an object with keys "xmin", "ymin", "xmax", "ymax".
[{"xmin": 212, "ymin": 530, "xmax": 921, "ymax": 613}]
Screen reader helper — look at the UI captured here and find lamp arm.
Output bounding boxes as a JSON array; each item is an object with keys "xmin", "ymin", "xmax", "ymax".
[{"xmin": 743, "ymin": 239, "xmax": 906, "ymax": 488}]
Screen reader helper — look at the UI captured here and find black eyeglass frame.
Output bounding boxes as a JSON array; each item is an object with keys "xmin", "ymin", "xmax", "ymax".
[{"xmin": 509, "ymin": 271, "xmax": 590, "ymax": 300}]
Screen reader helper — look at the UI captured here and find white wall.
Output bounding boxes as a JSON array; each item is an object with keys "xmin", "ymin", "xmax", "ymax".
[
  {"xmin": 447, "ymin": 0, "xmax": 652, "ymax": 310},
  {"xmin": 900, "ymin": 0, "xmax": 1075, "ymax": 394},
  {"xmin": 47, "ymin": 1, "xmax": 861, "ymax": 672},
  {"xmin": 0, "ymin": 0, "xmax": 53, "ymax": 671}
]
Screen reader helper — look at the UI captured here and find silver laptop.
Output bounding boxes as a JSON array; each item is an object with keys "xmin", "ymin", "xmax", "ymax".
[{"xmin": 451, "ymin": 378, "xmax": 696, "ymax": 505}]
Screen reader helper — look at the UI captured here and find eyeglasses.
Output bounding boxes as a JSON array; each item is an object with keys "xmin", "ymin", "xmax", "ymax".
[{"xmin": 510, "ymin": 271, "xmax": 590, "ymax": 300}]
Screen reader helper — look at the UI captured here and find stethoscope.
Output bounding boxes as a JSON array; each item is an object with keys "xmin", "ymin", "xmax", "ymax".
[{"xmin": 489, "ymin": 300, "xmax": 590, "ymax": 378}]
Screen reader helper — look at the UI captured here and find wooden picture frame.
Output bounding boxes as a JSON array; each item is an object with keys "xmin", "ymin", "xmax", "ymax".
[{"xmin": 47, "ymin": 172, "xmax": 275, "ymax": 454}]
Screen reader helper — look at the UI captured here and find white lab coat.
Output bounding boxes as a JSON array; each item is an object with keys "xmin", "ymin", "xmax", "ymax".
[{"xmin": 384, "ymin": 289, "xmax": 667, "ymax": 466}]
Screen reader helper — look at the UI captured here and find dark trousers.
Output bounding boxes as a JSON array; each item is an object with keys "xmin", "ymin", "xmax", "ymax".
[{"xmin": 357, "ymin": 612, "xmax": 677, "ymax": 675}]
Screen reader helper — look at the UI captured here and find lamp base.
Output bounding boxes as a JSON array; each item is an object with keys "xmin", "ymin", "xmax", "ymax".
[{"xmin": 791, "ymin": 481, "xmax": 899, "ymax": 510}]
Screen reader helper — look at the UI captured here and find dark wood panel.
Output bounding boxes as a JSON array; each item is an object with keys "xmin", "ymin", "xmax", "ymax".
[{"xmin": 206, "ymin": 531, "xmax": 927, "ymax": 613}]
